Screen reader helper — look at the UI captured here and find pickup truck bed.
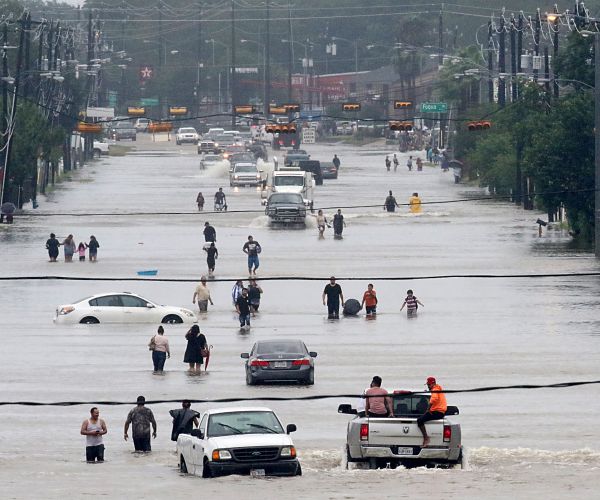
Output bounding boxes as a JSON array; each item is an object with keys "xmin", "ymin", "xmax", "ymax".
[{"xmin": 339, "ymin": 392, "xmax": 463, "ymax": 469}]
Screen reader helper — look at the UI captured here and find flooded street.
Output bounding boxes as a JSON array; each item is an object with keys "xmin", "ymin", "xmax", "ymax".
[{"xmin": 1, "ymin": 134, "xmax": 599, "ymax": 499}]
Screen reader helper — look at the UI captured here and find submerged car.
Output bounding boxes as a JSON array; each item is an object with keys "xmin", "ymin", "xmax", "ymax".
[
  {"xmin": 241, "ymin": 339, "xmax": 317, "ymax": 385},
  {"xmin": 320, "ymin": 161, "xmax": 338, "ymax": 179},
  {"xmin": 54, "ymin": 292, "xmax": 197, "ymax": 324},
  {"xmin": 200, "ymin": 153, "xmax": 223, "ymax": 169},
  {"xmin": 177, "ymin": 407, "xmax": 301, "ymax": 477}
]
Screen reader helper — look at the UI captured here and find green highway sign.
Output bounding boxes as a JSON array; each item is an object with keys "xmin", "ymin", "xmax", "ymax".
[
  {"xmin": 420, "ymin": 102, "xmax": 448, "ymax": 113},
  {"xmin": 140, "ymin": 98, "xmax": 160, "ymax": 106}
]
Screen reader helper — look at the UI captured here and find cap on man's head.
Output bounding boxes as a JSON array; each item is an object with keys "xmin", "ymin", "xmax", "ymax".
[
  {"xmin": 136, "ymin": 395, "xmax": 146, "ymax": 404},
  {"xmin": 205, "ymin": 222, "xmax": 209, "ymax": 226},
  {"xmin": 426, "ymin": 377, "xmax": 436, "ymax": 385}
]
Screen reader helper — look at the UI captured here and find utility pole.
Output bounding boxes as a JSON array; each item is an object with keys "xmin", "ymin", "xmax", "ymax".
[
  {"xmin": 287, "ymin": 1, "xmax": 293, "ymax": 102},
  {"xmin": 533, "ymin": 10, "xmax": 540, "ymax": 83},
  {"xmin": 438, "ymin": 5, "xmax": 444, "ymax": 65},
  {"xmin": 84, "ymin": 11, "xmax": 93, "ymax": 161},
  {"xmin": 0, "ymin": 13, "xmax": 26, "ymax": 207},
  {"xmin": 517, "ymin": 13, "xmax": 523, "ymax": 73},
  {"xmin": 264, "ymin": 0, "xmax": 271, "ymax": 116},
  {"xmin": 595, "ymin": 33, "xmax": 600, "ymax": 257},
  {"xmin": 230, "ymin": 0, "xmax": 236, "ymax": 128},
  {"xmin": 498, "ymin": 17, "xmax": 505, "ymax": 108},
  {"xmin": 2, "ymin": 24, "xmax": 8, "ymax": 153},
  {"xmin": 552, "ymin": 5, "xmax": 559, "ymax": 99},
  {"xmin": 510, "ymin": 15, "xmax": 517, "ymax": 102},
  {"xmin": 158, "ymin": 0, "xmax": 163, "ymax": 117},
  {"xmin": 487, "ymin": 21, "xmax": 493, "ymax": 103},
  {"xmin": 196, "ymin": 1, "xmax": 203, "ymax": 116},
  {"xmin": 23, "ymin": 14, "xmax": 31, "ymax": 99},
  {"xmin": 543, "ymin": 46, "xmax": 550, "ymax": 95}
]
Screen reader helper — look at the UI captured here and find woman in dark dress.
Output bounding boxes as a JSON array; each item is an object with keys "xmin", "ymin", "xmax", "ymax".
[
  {"xmin": 183, "ymin": 325, "xmax": 207, "ymax": 374},
  {"xmin": 46, "ymin": 233, "xmax": 60, "ymax": 262}
]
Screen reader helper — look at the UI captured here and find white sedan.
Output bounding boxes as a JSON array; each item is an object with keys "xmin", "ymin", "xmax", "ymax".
[
  {"xmin": 54, "ymin": 292, "xmax": 198, "ymax": 325},
  {"xmin": 177, "ymin": 407, "xmax": 301, "ymax": 478},
  {"xmin": 176, "ymin": 127, "xmax": 199, "ymax": 145}
]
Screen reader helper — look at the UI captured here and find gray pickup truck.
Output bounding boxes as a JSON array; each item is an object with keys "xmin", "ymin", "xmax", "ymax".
[
  {"xmin": 265, "ymin": 192, "xmax": 306, "ymax": 226},
  {"xmin": 338, "ymin": 391, "xmax": 462, "ymax": 469}
]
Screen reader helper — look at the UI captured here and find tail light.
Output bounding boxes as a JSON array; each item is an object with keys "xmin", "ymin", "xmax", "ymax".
[
  {"xmin": 360, "ymin": 423, "xmax": 369, "ymax": 441},
  {"xmin": 443, "ymin": 425, "xmax": 452, "ymax": 442},
  {"xmin": 291, "ymin": 140, "xmax": 296, "ymax": 145},
  {"xmin": 278, "ymin": 140, "xmax": 283, "ymax": 145},
  {"xmin": 250, "ymin": 360, "xmax": 269, "ymax": 367},
  {"xmin": 292, "ymin": 358, "xmax": 310, "ymax": 366}
]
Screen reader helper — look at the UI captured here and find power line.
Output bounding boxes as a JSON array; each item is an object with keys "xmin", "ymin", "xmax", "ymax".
[
  {"xmin": 1, "ymin": 379, "xmax": 598, "ymax": 406},
  {"xmin": 2, "ymin": 272, "xmax": 600, "ymax": 283},
  {"xmin": 15, "ymin": 189, "xmax": 596, "ymax": 217}
]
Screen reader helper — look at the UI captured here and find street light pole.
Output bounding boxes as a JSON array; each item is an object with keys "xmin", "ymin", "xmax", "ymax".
[
  {"xmin": 230, "ymin": 0, "xmax": 236, "ymax": 128},
  {"xmin": 595, "ymin": 33, "xmax": 600, "ymax": 257},
  {"xmin": 264, "ymin": 0, "xmax": 271, "ymax": 115}
]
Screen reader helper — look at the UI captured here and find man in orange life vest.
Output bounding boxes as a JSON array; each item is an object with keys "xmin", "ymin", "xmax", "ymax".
[{"xmin": 417, "ymin": 376, "xmax": 447, "ymax": 447}]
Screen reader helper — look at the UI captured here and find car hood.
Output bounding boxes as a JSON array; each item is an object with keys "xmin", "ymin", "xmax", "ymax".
[{"xmin": 208, "ymin": 433, "xmax": 293, "ymax": 449}]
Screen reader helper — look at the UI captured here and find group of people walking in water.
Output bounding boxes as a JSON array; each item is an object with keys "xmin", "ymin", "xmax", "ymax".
[
  {"xmin": 384, "ymin": 191, "xmax": 422, "ymax": 213},
  {"xmin": 148, "ymin": 324, "xmax": 209, "ymax": 375},
  {"xmin": 45, "ymin": 233, "xmax": 100, "ymax": 262}
]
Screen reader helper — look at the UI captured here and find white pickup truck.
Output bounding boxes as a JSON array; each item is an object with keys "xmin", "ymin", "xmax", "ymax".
[
  {"xmin": 338, "ymin": 391, "xmax": 463, "ymax": 469},
  {"xmin": 177, "ymin": 407, "xmax": 301, "ymax": 478}
]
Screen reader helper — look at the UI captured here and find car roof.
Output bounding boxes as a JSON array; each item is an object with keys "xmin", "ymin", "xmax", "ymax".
[{"xmin": 205, "ymin": 407, "xmax": 274, "ymax": 415}]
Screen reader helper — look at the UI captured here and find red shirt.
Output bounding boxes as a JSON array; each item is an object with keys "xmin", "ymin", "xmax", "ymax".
[{"xmin": 363, "ymin": 290, "xmax": 377, "ymax": 307}]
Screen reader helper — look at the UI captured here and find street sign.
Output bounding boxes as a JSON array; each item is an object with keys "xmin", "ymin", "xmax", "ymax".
[
  {"xmin": 420, "ymin": 102, "xmax": 448, "ymax": 113},
  {"xmin": 140, "ymin": 98, "xmax": 159, "ymax": 106},
  {"xmin": 86, "ymin": 106, "xmax": 114, "ymax": 119},
  {"xmin": 302, "ymin": 128, "xmax": 316, "ymax": 144}
]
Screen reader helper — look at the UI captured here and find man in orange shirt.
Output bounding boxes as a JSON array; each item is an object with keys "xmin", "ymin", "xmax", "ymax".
[
  {"xmin": 360, "ymin": 283, "xmax": 378, "ymax": 317},
  {"xmin": 417, "ymin": 376, "xmax": 447, "ymax": 447}
]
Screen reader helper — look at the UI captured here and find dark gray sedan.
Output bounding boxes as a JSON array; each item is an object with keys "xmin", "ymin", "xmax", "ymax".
[{"xmin": 241, "ymin": 339, "xmax": 317, "ymax": 385}]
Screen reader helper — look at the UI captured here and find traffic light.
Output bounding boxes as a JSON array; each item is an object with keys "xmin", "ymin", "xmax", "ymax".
[
  {"xmin": 269, "ymin": 105, "xmax": 288, "ymax": 115},
  {"xmin": 283, "ymin": 103, "xmax": 301, "ymax": 112},
  {"xmin": 265, "ymin": 123, "xmax": 297, "ymax": 134},
  {"xmin": 76, "ymin": 122, "xmax": 103, "ymax": 133},
  {"xmin": 169, "ymin": 106, "xmax": 188, "ymax": 115},
  {"xmin": 467, "ymin": 121, "xmax": 491, "ymax": 131},
  {"xmin": 127, "ymin": 107, "xmax": 146, "ymax": 116},
  {"xmin": 388, "ymin": 120, "xmax": 413, "ymax": 131},
  {"xmin": 234, "ymin": 105, "xmax": 256, "ymax": 114},
  {"xmin": 394, "ymin": 100, "xmax": 413, "ymax": 109},
  {"xmin": 342, "ymin": 103, "xmax": 361, "ymax": 111}
]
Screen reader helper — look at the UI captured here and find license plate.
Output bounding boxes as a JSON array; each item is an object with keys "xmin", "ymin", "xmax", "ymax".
[
  {"xmin": 272, "ymin": 361, "xmax": 287, "ymax": 368},
  {"xmin": 250, "ymin": 469, "xmax": 265, "ymax": 477},
  {"xmin": 397, "ymin": 447, "xmax": 413, "ymax": 455}
]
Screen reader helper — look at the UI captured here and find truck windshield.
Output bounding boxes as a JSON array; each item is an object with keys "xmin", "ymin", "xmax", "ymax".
[
  {"xmin": 207, "ymin": 411, "xmax": 284, "ymax": 437},
  {"xmin": 235, "ymin": 165, "xmax": 258, "ymax": 173},
  {"xmin": 269, "ymin": 194, "xmax": 303, "ymax": 204},
  {"xmin": 274, "ymin": 176, "xmax": 304, "ymax": 187},
  {"xmin": 392, "ymin": 394, "xmax": 431, "ymax": 417}
]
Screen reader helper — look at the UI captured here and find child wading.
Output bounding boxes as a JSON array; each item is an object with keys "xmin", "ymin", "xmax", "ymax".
[
  {"xmin": 78, "ymin": 242, "xmax": 87, "ymax": 261},
  {"xmin": 400, "ymin": 289, "xmax": 424, "ymax": 317}
]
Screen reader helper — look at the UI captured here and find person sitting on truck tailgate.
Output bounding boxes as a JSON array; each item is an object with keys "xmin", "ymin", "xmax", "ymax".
[
  {"xmin": 364, "ymin": 376, "xmax": 393, "ymax": 417},
  {"xmin": 417, "ymin": 376, "xmax": 447, "ymax": 447}
]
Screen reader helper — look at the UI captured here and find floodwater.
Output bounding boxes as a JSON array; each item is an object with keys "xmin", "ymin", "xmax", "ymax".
[{"xmin": 1, "ymin": 134, "xmax": 599, "ymax": 499}]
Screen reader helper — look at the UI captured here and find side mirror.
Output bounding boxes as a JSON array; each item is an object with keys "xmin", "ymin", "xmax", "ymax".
[
  {"xmin": 146, "ymin": 303, "xmax": 155, "ymax": 308},
  {"xmin": 191, "ymin": 429, "xmax": 204, "ymax": 439},
  {"xmin": 445, "ymin": 406, "xmax": 459, "ymax": 416},
  {"xmin": 338, "ymin": 404, "xmax": 357, "ymax": 415},
  {"xmin": 240, "ymin": 352, "xmax": 249, "ymax": 359},
  {"xmin": 309, "ymin": 351, "xmax": 317, "ymax": 358},
  {"xmin": 286, "ymin": 424, "xmax": 297, "ymax": 434}
]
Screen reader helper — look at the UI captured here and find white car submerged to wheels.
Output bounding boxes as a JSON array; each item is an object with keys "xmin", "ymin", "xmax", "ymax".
[
  {"xmin": 177, "ymin": 407, "xmax": 301, "ymax": 478},
  {"xmin": 54, "ymin": 292, "xmax": 198, "ymax": 324}
]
